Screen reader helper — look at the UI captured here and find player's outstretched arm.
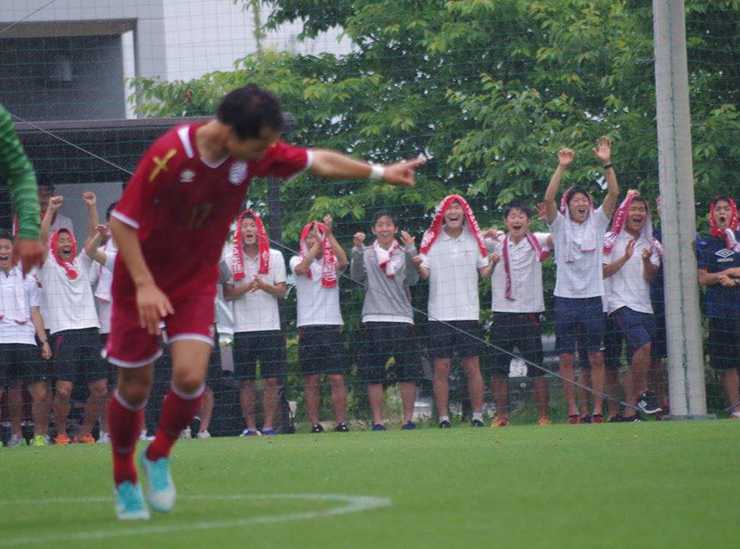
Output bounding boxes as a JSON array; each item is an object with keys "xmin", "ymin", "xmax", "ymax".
[
  {"xmin": 110, "ymin": 216, "xmax": 174, "ymax": 335},
  {"xmin": 544, "ymin": 148, "xmax": 574, "ymax": 224},
  {"xmin": 308, "ymin": 150, "xmax": 425, "ymax": 187}
]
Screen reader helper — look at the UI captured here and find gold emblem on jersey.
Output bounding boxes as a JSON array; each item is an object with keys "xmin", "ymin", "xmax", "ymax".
[{"xmin": 149, "ymin": 148, "xmax": 178, "ymax": 182}]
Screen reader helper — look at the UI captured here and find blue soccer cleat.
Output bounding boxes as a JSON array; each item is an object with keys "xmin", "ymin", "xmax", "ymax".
[
  {"xmin": 261, "ymin": 428, "xmax": 277, "ymax": 436},
  {"xmin": 114, "ymin": 481, "xmax": 150, "ymax": 520},
  {"xmin": 139, "ymin": 451, "xmax": 176, "ymax": 513}
]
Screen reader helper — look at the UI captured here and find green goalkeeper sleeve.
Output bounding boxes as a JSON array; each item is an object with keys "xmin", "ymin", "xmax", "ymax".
[{"xmin": 0, "ymin": 103, "xmax": 40, "ymax": 240}]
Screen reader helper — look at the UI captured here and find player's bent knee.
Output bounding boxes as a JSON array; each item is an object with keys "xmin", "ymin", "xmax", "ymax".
[{"xmin": 172, "ymin": 370, "xmax": 206, "ymax": 395}]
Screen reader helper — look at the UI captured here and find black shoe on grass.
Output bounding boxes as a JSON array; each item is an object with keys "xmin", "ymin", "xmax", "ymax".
[
  {"xmin": 438, "ymin": 420, "xmax": 451, "ymax": 429},
  {"xmin": 334, "ymin": 422, "xmax": 349, "ymax": 432},
  {"xmin": 311, "ymin": 423, "xmax": 324, "ymax": 433},
  {"xmin": 471, "ymin": 419, "xmax": 485, "ymax": 428}
]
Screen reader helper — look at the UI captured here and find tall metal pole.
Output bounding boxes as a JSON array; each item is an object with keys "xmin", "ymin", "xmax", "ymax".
[{"xmin": 652, "ymin": 0, "xmax": 710, "ymax": 418}]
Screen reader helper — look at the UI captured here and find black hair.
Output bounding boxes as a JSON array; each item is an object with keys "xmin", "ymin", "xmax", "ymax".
[
  {"xmin": 566, "ymin": 187, "xmax": 590, "ymax": 205},
  {"xmin": 106, "ymin": 201, "xmax": 118, "ymax": 222},
  {"xmin": 712, "ymin": 195, "xmax": 733, "ymax": 208},
  {"xmin": 630, "ymin": 196, "xmax": 649, "ymax": 208},
  {"xmin": 504, "ymin": 199, "xmax": 531, "ymax": 220},
  {"xmin": 0, "ymin": 230, "xmax": 14, "ymax": 244},
  {"xmin": 373, "ymin": 209, "xmax": 399, "ymax": 228},
  {"xmin": 241, "ymin": 212, "xmax": 256, "ymax": 221},
  {"xmin": 217, "ymin": 84, "xmax": 284, "ymax": 140}
]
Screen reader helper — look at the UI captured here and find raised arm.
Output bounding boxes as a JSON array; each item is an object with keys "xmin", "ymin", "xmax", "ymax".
[
  {"xmin": 308, "ymin": 150, "xmax": 425, "ymax": 187},
  {"xmin": 350, "ymin": 232, "xmax": 367, "ymax": 282},
  {"xmin": 110, "ymin": 215, "xmax": 174, "ymax": 335},
  {"xmin": 85, "ymin": 224, "xmax": 110, "ymax": 266},
  {"xmin": 0, "ymin": 105, "xmax": 44, "ymax": 274},
  {"xmin": 401, "ymin": 231, "xmax": 420, "ymax": 286},
  {"xmin": 544, "ymin": 149, "xmax": 574, "ymax": 224},
  {"xmin": 293, "ymin": 223, "xmax": 323, "ymax": 276},
  {"xmin": 38, "ymin": 195, "xmax": 65, "ymax": 263},
  {"xmin": 323, "ymin": 215, "xmax": 347, "ymax": 270},
  {"xmin": 594, "ymin": 136, "xmax": 619, "ymax": 218},
  {"xmin": 82, "ymin": 191, "xmax": 100, "ymax": 240}
]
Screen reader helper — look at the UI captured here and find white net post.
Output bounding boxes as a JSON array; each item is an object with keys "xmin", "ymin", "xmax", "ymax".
[{"xmin": 652, "ymin": 0, "xmax": 710, "ymax": 419}]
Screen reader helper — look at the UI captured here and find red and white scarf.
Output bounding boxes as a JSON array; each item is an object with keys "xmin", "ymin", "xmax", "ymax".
[
  {"xmin": 298, "ymin": 221, "xmax": 337, "ymax": 288},
  {"xmin": 373, "ymin": 239, "xmax": 404, "ymax": 278},
  {"xmin": 709, "ymin": 197, "xmax": 740, "ymax": 252},
  {"xmin": 0, "ymin": 267, "xmax": 30, "ymax": 325},
  {"xmin": 603, "ymin": 191, "xmax": 662, "ymax": 257},
  {"xmin": 50, "ymin": 229, "xmax": 78, "ymax": 279},
  {"xmin": 232, "ymin": 210, "xmax": 270, "ymax": 282},
  {"xmin": 419, "ymin": 195, "xmax": 487, "ymax": 258},
  {"xmin": 502, "ymin": 232, "xmax": 549, "ymax": 300}
]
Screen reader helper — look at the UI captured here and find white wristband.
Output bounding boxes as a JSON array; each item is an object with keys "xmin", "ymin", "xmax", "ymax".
[{"xmin": 369, "ymin": 164, "xmax": 385, "ymax": 181}]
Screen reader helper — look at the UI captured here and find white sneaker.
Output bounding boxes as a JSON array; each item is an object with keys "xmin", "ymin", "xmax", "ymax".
[
  {"xmin": 139, "ymin": 429, "xmax": 154, "ymax": 441},
  {"xmin": 196, "ymin": 430, "xmax": 211, "ymax": 439},
  {"xmin": 97, "ymin": 431, "xmax": 111, "ymax": 443},
  {"xmin": 7, "ymin": 434, "xmax": 25, "ymax": 447},
  {"xmin": 179, "ymin": 427, "xmax": 192, "ymax": 439}
]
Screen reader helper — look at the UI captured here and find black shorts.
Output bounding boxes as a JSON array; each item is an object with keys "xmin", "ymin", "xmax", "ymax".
[
  {"xmin": 428, "ymin": 320, "xmax": 482, "ymax": 360},
  {"xmin": 708, "ymin": 317, "xmax": 740, "ymax": 371},
  {"xmin": 483, "ymin": 313, "xmax": 545, "ymax": 378},
  {"xmin": 299, "ymin": 325, "xmax": 346, "ymax": 376},
  {"xmin": 358, "ymin": 322, "xmax": 423, "ymax": 384},
  {"xmin": 554, "ymin": 297, "xmax": 605, "ymax": 355},
  {"xmin": 0, "ymin": 343, "xmax": 46, "ymax": 385},
  {"xmin": 233, "ymin": 330, "xmax": 287, "ymax": 381},
  {"xmin": 53, "ymin": 328, "xmax": 106, "ymax": 384}
]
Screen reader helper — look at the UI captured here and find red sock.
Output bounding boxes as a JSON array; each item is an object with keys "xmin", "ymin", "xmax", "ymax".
[
  {"xmin": 108, "ymin": 391, "xmax": 145, "ymax": 486},
  {"xmin": 146, "ymin": 385, "xmax": 204, "ymax": 462}
]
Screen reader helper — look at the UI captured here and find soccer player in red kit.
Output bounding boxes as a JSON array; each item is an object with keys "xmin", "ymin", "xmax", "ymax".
[{"xmin": 106, "ymin": 84, "xmax": 424, "ymax": 520}]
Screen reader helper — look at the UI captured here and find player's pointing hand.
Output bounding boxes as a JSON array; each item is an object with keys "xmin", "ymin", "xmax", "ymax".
[{"xmin": 381, "ymin": 156, "xmax": 426, "ymax": 187}]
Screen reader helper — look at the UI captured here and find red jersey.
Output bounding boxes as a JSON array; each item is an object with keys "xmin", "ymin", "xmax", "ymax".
[{"xmin": 111, "ymin": 123, "xmax": 310, "ymax": 304}]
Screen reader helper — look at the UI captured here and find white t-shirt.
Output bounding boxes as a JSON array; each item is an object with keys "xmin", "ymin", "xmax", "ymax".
[
  {"xmin": 38, "ymin": 251, "xmax": 99, "ymax": 334},
  {"xmin": 88, "ymin": 246, "xmax": 117, "ymax": 335},
  {"xmin": 549, "ymin": 206, "xmax": 610, "ymax": 298},
  {"xmin": 602, "ymin": 231, "xmax": 661, "ymax": 315},
  {"xmin": 0, "ymin": 267, "xmax": 41, "ymax": 345},
  {"xmin": 222, "ymin": 248, "xmax": 286, "ymax": 333},
  {"xmin": 420, "ymin": 227, "xmax": 488, "ymax": 321},
  {"xmin": 488, "ymin": 232, "xmax": 550, "ymax": 313},
  {"xmin": 289, "ymin": 256, "xmax": 343, "ymax": 327}
]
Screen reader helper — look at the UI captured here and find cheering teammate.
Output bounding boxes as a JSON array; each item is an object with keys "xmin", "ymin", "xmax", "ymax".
[{"xmin": 105, "ymin": 84, "xmax": 423, "ymax": 520}]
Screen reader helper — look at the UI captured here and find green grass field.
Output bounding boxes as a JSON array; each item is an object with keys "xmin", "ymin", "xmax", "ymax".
[{"xmin": 0, "ymin": 421, "xmax": 737, "ymax": 549}]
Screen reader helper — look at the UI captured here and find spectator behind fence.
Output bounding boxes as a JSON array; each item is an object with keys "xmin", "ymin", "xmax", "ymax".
[
  {"xmin": 223, "ymin": 210, "xmax": 287, "ymax": 436},
  {"xmin": 38, "ymin": 193, "xmax": 103, "ymax": 445},
  {"xmin": 414, "ymin": 195, "xmax": 495, "ymax": 428},
  {"xmin": 291, "ymin": 215, "xmax": 349, "ymax": 433},
  {"xmin": 483, "ymin": 200, "xmax": 553, "ymax": 427},
  {"xmin": 351, "ymin": 209, "xmax": 422, "ymax": 431},
  {"xmin": 0, "ymin": 231, "xmax": 52, "ymax": 447},
  {"xmin": 697, "ymin": 196, "xmax": 740, "ymax": 419},
  {"xmin": 602, "ymin": 191, "xmax": 662, "ymax": 421},
  {"xmin": 542, "ymin": 138, "xmax": 619, "ymax": 424}
]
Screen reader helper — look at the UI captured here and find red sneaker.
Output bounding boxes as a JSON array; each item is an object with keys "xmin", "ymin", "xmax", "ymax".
[
  {"xmin": 591, "ymin": 414, "xmax": 604, "ymax": 424},
  {"xmin": 74, "ymin": 434, "xmax": 95, "ymax": 444},
  {"xmin": 491, "ymin": 416, "xmax": 509, "ymax": 428},
  {"xmin": 54, "ymin": 434, "xmax": 71, "ymax": 446},
  {"xmin": 568, "ymin": 414, "xmax": 580, "ymax": 425}
]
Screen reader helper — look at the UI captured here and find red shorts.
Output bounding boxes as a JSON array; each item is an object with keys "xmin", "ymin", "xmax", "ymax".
[{"xmin": 105, "ymin": 289, "xmax": 216, "ymax": 368}]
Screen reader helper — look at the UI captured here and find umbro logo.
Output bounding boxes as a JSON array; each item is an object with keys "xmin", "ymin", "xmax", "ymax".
[
  {"xmin": 179, "ymin": 169, "xmax": 196, "ymax": 183},
  {"xmin": 229, "ymin": 162, "xmax": 248, "ymax": 185},
  {"xmin": 716, "ymin": 248, "xmax": 735, "ymax": 259}
]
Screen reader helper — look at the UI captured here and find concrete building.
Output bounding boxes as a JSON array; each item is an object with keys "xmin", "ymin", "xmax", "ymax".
[{"xmin": 0, "ymin": 0, "xmax": 350, "ymax": 121}]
